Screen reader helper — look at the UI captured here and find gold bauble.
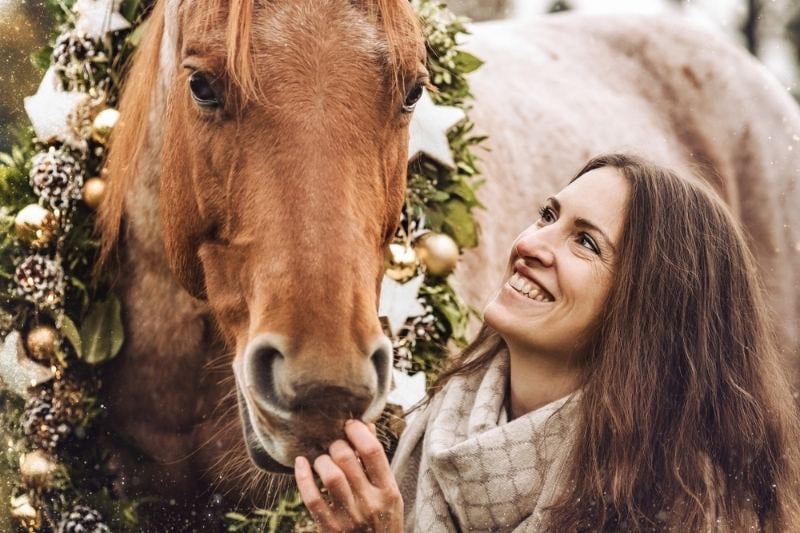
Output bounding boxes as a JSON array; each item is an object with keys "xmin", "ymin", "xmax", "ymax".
[
  {"xmin": 91, "ymin": 108, "xmax": 119, "ymax": 144},
  {"xmin": 82, "ymin": 177, "xmax": 107, "ymax": 209},
  {"xmin": 415, "ymin": 232, "xmax": 460, "ymax": 277},
  {"xmin": 14, "ymin": 204, "xmax": 57, "ymax": 247},
  {"xmin": 26, "ymin": 325, "xmax": 60, "ymax": 363},
  {"xmin": 385, "ymin": 243, "xmax": 419, "ymax": 281},
  {"xmin": 20, "ymin": 450, "xmax": 56, "ymax": 489}
]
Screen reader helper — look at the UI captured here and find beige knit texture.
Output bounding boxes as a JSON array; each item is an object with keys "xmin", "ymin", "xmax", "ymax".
[{"xmin": 391, "ymin": 351, "xmax": 579, "ymax": 532}]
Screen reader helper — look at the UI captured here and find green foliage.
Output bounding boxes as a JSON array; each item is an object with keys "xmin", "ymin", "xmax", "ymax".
[
  {"xmin": 406, "ymin": 1, "xmax": 486, "ymax": 254},
  {"xmin": 225, "ymin": 492, "xmax": 315, "ymax": 532},
  {"xmin": 404, "ymin": 1, "xmax": 487, "ymax": 381},
  {"xmin": 78, "ymin": 297, "xmax": 124, "ymax": 364}
]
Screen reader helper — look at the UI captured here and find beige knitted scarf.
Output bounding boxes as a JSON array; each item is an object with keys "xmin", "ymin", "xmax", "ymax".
[{"xmin": 391, "ymin": 350, "xmax": 580, "ymax": 532}]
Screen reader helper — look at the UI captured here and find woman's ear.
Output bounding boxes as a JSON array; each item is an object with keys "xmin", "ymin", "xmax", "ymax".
[{"xmin": 159, "ymin": 100, "xmax": 209, "ymax": 300}]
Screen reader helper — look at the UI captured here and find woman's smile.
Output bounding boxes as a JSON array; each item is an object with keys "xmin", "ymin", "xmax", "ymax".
[{"xmin": 506, "ymin": 272, "xmax": 555, "ymax": 303}]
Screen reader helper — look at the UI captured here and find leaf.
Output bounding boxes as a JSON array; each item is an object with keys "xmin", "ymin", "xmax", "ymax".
[
  {"xmin": 109, "ymin": 296, "xmax": 124, "ymax": 359},
  {"xmin": 78, "ymin": 297, "xmax": 124, "ymax": 365},
  {"xmin": 11, "ymin": 147, "xmax": 23, "ymax": 165},
  {"xmin": 454, "ymin": 51, "xmax": 484, "ymax": 74},
  {"xmin": 126, "ymin": 20, "xmax": 148, "ymax": 47},
  {"xmin": 425, "ymin": 205, "xmax": 445, "ymax": 233},
  {"xmin": 445, "ymin": 180, "xmax": 478, "ymax": 205},
  {"xmin": 427, "ymin": 190, "xmax": 450, "ymax": 202},
  {"xmin": 30, "ymin": 47, "xmax": 52, "ymax": 71},
  {"xmin": 60, "ymin": 314, "xmax": 82, "ymax": 358},
  {"xmin": 121, "ymin": 0, "xmax": 142, "ymax": 22},
  {"xmin": 442, "ymin": 200, "xmax": 478, "ymax": 248}
]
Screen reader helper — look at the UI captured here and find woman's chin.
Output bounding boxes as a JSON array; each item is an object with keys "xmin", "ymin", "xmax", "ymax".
[{"xmin": 483, "ymin": 296, "xmax": 526, "ymax": 336}]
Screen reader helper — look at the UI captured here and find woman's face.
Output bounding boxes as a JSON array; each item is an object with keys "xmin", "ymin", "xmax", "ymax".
[{"xmin": 483, "ymin": 167, "xmax": 630, "ymax": 358}]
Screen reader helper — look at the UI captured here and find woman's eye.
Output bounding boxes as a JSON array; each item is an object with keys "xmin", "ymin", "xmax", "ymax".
[
  {"xmin": 537, "ymin": 206, "xmax": 556, "ymax": 224},
  {"xmin": 402, "ymin": 83, "xmax": 424, "ymax": 113},
  {"xmin": 189, "ymin": 72, "xmax": 220, "ymax": 108},
  {"xmin": 579, "ymin": 233, "xmax": 600, "ymax": 255}
]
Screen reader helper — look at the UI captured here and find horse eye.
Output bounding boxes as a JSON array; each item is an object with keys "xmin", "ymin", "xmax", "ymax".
[
  {"xmin": 189, "ymin": 72, "xmax": 220, "ymax": 107},
  {"xmin": 402, "ymin": 83, "xmax": 424, "ymax": 113}
]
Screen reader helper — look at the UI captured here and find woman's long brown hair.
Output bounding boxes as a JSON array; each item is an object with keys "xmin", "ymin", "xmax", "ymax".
[{"xmin": 431, "ymin": 154, "xmax": 800, "ymax": 531}]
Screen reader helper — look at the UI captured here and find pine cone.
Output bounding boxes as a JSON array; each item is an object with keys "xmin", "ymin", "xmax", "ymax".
[
  {"xmin": 57, "ymin": 505, "xmax": 111, "ymax": 533},
  {"xmin": 52, "ymin": 31, "xmax": 108, "ymax": 91},
  {"xmin": 53, "ymin": 376, "xmax": 88, "ymax": 426},
  {"xmin": 15, "ymin": 253, "xmax": 66, "ymax": 309},
  {"xmin": 21, "ymin": 390, "xmax": 71, "ymax": 452},
  {"xmin": 29, "ymin": 146, "xmax": 84, "ymax": 212}
]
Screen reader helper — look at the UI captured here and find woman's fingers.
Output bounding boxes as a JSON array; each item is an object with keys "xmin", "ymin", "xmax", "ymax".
[
  {"xmin": 329, "ymin": 439, "xmax": 373, "ymax": 497},
  {"xmin": 313, "ymin": 454, "xmax": 361, "ymax": 523},
  {"xmin": 296, "ymin": 426, "xmax": 404, "ymax": 532},
  {"xmin": 294, "ymin": 456, "xmax": 340, "ymax": 530},
  {"xmin": 344, "ymin": 419, "xmax": 396, "ymax": 490}
]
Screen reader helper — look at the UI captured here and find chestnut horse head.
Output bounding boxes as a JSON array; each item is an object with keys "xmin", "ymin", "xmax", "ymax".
[{"xmin": 98, "ymin": 0, "xmax": 426, "ymax": 471}]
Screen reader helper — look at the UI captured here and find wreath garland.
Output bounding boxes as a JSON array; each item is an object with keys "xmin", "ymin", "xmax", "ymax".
[{"xmin": 0, "ymin": 1, "xmax": 486, "ymax": 531}]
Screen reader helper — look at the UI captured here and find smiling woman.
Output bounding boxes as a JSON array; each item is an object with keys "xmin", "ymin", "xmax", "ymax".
[{"xmin": 296, "ymin": 153, "xmax": 800, "ymax": 532}]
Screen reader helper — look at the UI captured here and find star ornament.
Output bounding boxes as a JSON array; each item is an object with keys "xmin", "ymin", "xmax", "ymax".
[
  {"xmin": 378, "ymin": 274, "xmax": 426, "ymax": 337},
  {"xmin": 388, "ymin": 368, "xmax": 426, "ymax": 412},
  {"xmin": 73, "ymin": 0, "xmax": 131, "ymax": 38},
  {"xmin": 407, "ymin": 88, "xmax": 466, "ymax": 169},
  {"xmin": 24, "ymin": 68, "xmax": 90, "ymax": 147},
  {"xmin": 0, "ymin": 331, "xmax": 54, "ymax": 398}
]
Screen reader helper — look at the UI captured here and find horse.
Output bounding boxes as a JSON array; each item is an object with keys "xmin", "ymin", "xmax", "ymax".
[{"xmin": 96, "ymin": 0, "xmax": 800, "ymax": 518}]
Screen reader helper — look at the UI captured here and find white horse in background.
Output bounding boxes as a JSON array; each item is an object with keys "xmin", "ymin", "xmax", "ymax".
[{"xmin": 454, "ymin": 12, "xmax": 800, "ymax": 380}]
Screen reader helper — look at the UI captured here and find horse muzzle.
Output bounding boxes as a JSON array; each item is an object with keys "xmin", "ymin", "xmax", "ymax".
[{"xmin": 233, "ymin": 333, "xmax": 393, "ymax": 472}]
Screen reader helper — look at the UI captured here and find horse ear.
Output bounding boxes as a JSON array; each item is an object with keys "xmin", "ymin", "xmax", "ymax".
[{"xmin": 159, "ymin": 108, "xmax": 209, "ymax": 300}]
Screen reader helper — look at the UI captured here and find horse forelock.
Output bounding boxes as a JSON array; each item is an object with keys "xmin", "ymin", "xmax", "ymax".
[{"xmin": 189, "ymin": 0, "xmax": 421, "ymax": 103}]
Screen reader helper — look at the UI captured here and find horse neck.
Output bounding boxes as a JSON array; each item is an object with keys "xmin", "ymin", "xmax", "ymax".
[{"xmin": 114, "ymin": 8, "xmax": 214, "ymax": 348}]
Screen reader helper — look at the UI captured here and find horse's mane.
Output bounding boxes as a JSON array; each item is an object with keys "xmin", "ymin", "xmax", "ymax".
[{"xmin": 96, "ymin": 0, "xmax": 419, "ymax": 271}]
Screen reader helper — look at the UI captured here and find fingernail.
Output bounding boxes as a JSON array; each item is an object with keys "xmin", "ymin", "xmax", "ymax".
[
  {"xmin": 295, "ymin": 456, "xmax": 303, "ymax": 468},
  {"xmin": 345, "ymin": 419, "xmax": 355, "ymax": 426}
]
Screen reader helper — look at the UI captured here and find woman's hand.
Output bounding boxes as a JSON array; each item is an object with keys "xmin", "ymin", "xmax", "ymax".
[{"xmin": 295, "ymin": 419, "xmax": 403, "ymax": 532}]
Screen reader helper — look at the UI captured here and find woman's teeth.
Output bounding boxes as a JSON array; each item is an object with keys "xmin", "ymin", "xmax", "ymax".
[{"xmin": 509, "ymin": 272, "xmax": 554, "ymax": 302}]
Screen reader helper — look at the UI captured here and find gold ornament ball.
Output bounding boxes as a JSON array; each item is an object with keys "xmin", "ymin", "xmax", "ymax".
[
  {"xmin": 26, "ymin": 325, "xmax": 60, "ymax": 363},
  {"xmin": 385, "ymin": 243, "xmax": 419, "ymax": 281},
  {"xmin": 416, "ymin": 232, "xmax": 460, "ymax": 277},
  {"xmin": 91, "ymin": 108, "xmax": 120, "ymax": 144},
  {"xmin": 20, "ymin": 450, "xmax": 56, "ymax": 489},
  {"xmin": 82, "ymin": 177, "xmax": 107, "ymax": 209},
  {"xmin": 14, "ymin": 204, "xmax": 57, "ymax": 247}
]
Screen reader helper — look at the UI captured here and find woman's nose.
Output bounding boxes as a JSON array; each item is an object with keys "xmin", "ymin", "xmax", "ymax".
[{"xmin": 514, "ymin": 226, "xmax": 556, "ymax": 267}]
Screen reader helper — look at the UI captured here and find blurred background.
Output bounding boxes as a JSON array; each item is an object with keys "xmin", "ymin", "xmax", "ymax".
[{"xmin": 2, "ymin": 0, "xmax": 800, "ymax": 153}]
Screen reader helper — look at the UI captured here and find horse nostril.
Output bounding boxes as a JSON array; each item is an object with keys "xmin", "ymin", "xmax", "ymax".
[
  {"xmin": 370, "ymin": 337, "xmax": 393, "ymax": 396},
  {"xmin": 245, "ymin": 337, "xmax": 286, "ymax": 409}
]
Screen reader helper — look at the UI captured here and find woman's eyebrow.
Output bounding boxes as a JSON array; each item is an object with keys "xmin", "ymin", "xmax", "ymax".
[{"xmin": 547, "ymin": 196, "xmax": 617, "ymax": 253}]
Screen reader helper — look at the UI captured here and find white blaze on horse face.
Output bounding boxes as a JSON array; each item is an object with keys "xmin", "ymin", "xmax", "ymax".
[
  {"xmin": 160, "ymin": 0, "xmax": 181, "ymax": 90},
  {"xmin": 483, "ymin": 167, "xmax": 629, "ymax": 359}
]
